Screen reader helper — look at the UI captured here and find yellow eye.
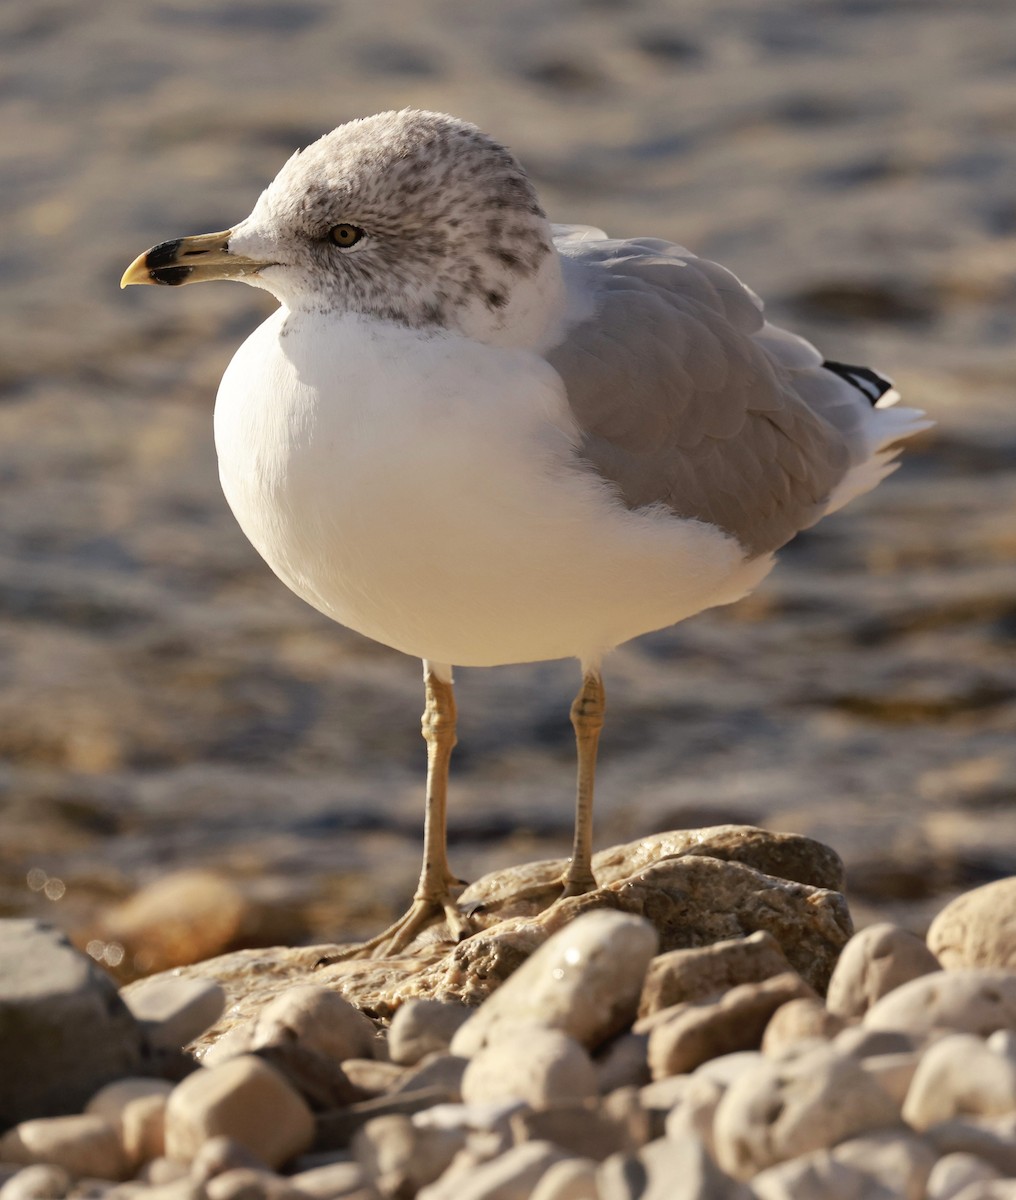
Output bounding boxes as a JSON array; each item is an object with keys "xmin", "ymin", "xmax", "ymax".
[{"xmin": 329, "ymin": 223, "xmax": 364, "ymax": 248}]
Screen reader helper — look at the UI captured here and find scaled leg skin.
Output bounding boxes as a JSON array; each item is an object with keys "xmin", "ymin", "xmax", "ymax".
[
  {"xmin": 561, "ymin": 669, "xmax": 606, "ymax": 897},
  {"xmin": 319, "ymin": 665, "xmax": 472, "ymax": 961}
]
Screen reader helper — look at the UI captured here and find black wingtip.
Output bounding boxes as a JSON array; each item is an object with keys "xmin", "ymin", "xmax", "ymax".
[{"xmin": 823, "ymin": 360, "xmax": 894, "ymax": 406}]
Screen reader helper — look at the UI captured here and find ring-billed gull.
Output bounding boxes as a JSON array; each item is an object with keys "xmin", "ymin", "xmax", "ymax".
[{"xmin": 122, "ymin": 109, "xmax": 930, "ymax": 956}]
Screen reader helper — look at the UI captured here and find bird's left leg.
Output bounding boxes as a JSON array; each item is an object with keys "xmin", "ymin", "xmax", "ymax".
[{"xmin": 561, "ymin": 668, "xmax": 605, "ymax": 897}]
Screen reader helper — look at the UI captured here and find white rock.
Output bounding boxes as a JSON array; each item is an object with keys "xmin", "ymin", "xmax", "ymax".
[
  {"xmin": 925, "ymin": 1152, "xmax": 1004, "ymax": 1200},
  {"xmin": 594, "ymin": 1032, "xmax": 649, "ymax": 1093},
  {"xmin": 834, "ymin": 1027, "xmax": 919, "ymax": 1061},
  {"xmin": 387, "ymin": 1000, "xmax": 472, "ymax": 1066},
  {"xmin": 712, "ymin": 1043, "xmax": 902, "ymax": 1179},
  {"xmin": 188, "ymin": 1135, "xmax": 268, "ymax": 1181},
  {"xmin": 859, "ymin": 1051, "xmax": 922, "ymax": 1106},
  {"xmin": 251, "ymin": 986, "xmax": 379, "ymax": 1063},
  {"xmin": 599, "ymin": 1134, "xmax": 752, "ymax": 1199},
  {"xmin": 927, "ymin": 877, "xmax": 1016, "ymax": 971},
  {"xmin": 988, "ymin": 1029, "xmax": 1016, "ymax": 1059},
  {"xmin": 663, "ymin": 1075, "xmax": 723, "ymax": 1156},
  {"xmin": 903, "ymin": 1033, "xmax": 1016, "ymax": 1128},
  {"xmin": 826, "ymin": 923, "xmax": 940, "ymax": 1021},
  {"xmin": 417, "ymin": 1140, "xmax": 566, "ymax": 1200},
  {"xmin": 950, "ymin": 1184, "xmax": 1016, "ymax": 1200},
  {"xmin": 203, "ymin": 1168, "xmax": 305, "ymax": 1200},
  {"xmin": 528, "ymin": 1157, "xmax": 599, "ymax": 1200},
  {"xmin": 121, "ymin": 979, "xmax": 225, "ymax": 1052},
  {"xmin": 163, "ymin": 1056, "xmax": 314, "ymax": 1169},
  {"xmin": 287, "ymin": 1160, "xmax": 369, "ymax": 1199},
  {"xmin": 863, "ymin": 969, "xmax": 1016, "ymax": 1037},
  {"xmin": 451, "ymin": 912, "xmax": 658, "ymax": 1057},
  {"xmin": 923, "ymin": 1113, "xmax": 1016, "ymax": 1175},
  {"xmin": 121, "ymin": 1094, "xmax": 168, "ymax": 1167},
  {"xmin": 0, "ymin": 1117, "xmax": 128, "ymax": 1182},
  {"xmin": 0, "ymin": 1165, "xmax": 72, "ymax": 1200},
  {"xmin": 85, "ymin": 1079, "xmax": 173, "ymax": 1124},
  {"xmin": 752, "ymin": 1130, "xmax": 933, "ymax": 1200},
  {"xmin": 461, "ymin": 1026, "xmax": 598, "ymax": 1108},
  {"xmin": 351, "ymin": 1113, "xmax": 464, "ymax": 1196},
  {"xmin": 693, "ymin": 1051, "xmax": 764, "ymax": 1088}
]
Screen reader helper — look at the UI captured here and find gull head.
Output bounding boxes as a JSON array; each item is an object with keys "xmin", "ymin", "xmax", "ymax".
[{"xmin": 122, "ymin": 109, "xmax": 562, "ymax": 346}]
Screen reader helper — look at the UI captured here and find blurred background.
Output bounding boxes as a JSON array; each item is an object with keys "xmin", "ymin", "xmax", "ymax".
[{"xmin": 2, "ymin": 0, "xmax": 1014, "ymax": 980}]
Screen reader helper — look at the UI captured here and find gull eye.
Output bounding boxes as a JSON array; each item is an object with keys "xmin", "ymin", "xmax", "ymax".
[{"xmin": 329, "ymin": 223, "xmax": 364, "ymax": 249}]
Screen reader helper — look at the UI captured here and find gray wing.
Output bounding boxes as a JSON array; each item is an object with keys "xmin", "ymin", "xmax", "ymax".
[{"xmin": 545, "ymin": 235, "xmax": 856, "ymax": 557}]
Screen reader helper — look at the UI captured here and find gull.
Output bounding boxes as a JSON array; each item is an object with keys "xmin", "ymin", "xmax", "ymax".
[{"xmin": 122, "ymin": 109, "xmax": 930, "ymax": 956}]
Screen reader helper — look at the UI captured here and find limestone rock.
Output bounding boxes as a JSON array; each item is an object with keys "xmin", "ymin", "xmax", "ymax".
[
  {"xmin": 924, "ymin": 1114, "xmax": 1016, "ymax": 1176},
  {"xmin": 509, "ymin": 1101, "xmax": 642, "ymax": 1161},
  {"xmin": 85, "ymin": 1079, "xmax": 174, "ymax": 1125},
  {"xmin": 314, "ymin": 1088, "xmax": 462, "ymax": 1151},
  {"xmin": 925, "ymin": 1152, "xmax": 1004, "ymax": 1200},
  {"xmin": 121, "ymin": 978, "xmax": 225, "ymax": 1052},
  {"xmin": 646, "ymin": 972, "xmax": 816, "ymax": 1078},
  {"xmin": 593, "ymin": 1032, "xmax": 650, "ymax": 1093},
  {"xmin": 391, "ymin": 1054, "xmax": 467, "ymax": 1100},
  {"xmin": 928, "ymin": 878, "xmax": 1016, "ymax": 970},
  {"xmin": 863, "ymin": 969, "xmax": 1016, "ymax": 1037},
  {"xmin": 0, "ymin": 921, "xmax": 145, "ymax": 1126},
  {"xmin": 752, "ymin": 1129, "xmax": 935, "ymax": 1200},
  {"xmin": 826, "ymin": 923, "xmax": 940, "ymax": 1020},
  {"xmin": 528, "ymin": 1158, "xmax": 599, "ymax": 1200},
  {"xmin": 188, "ymin": 1135, "xmax": 269, "ymax": 1182},
  {"xmin": 387, "ymin": 1001, "xmax": 472, "ymax": 1067},
  {"xmin": 903, "ymin": 1033, "xmax": 1016, "ymax": 1128},
  {"xmin": 598, "ymin": 1133, "xmax": 752, "ymax": 1200},
  {"xmin": 663, "ymin": 1075, "xmax": 723, "ymax": 1155},
  {"xmin": 0, "ymin": 1165, "xmax": 73, "ymax": 1200},
  {"xmin": 461, "ymin": 1027, "xmax": 598, "ymax": 1108},
  {"xmin": 163, "ymin": 1056, "xmax": 314, "ymax": 1169},
  {"xmin": 0, "ymin": 1117, "xmax": 129, "ymax": 1182},
  {"xmin": 451, "ymin": 911, "xmax": 658, "ymax": 1057},
  {"xmin": 351, "ymin": 1113, "xmax": 464, "ymax": 1197},
  {"xmin": 761, "ymin": 997, "xmax": 845, "ymax": 1056},
  {"xmin": 287, "ymin": 1160, "xmax": 370, "ymax": 1200},
  {"xmin": 416, "ymin": 1140, "xmax": 566, "ymax": 1200},
  {"xmin": 860, "ymin": 1051, "xmax": 922, "ymax": 1107},
  {"xmin": 250, "ymin": 986, "xmax": 380, "ymax": 1064},
  {"xmin": 712, "ymin": 1043, "xmax": 902, "ymax": 1179},
  {"xmin": 203, "ymin": 1168, "xmax": 306, "ymax": 1200}
]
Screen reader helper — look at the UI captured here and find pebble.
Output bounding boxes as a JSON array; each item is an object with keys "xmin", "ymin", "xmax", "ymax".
[
  {"xmin": 752, "ymin": 1129, "xmax": 935, "ymax": 1200},
  {"xmin": 340, "ymin": 1059, "xmax": 407, "ymax": 1096},
  {"xmin": 923, "ymin": 1114, "xmax": 1016, "ymax": 1176},
  {"xmin": 647, "ymin": 972, "xmax": 815, "ymax": 1078},
  {"xmin": 711, "ymin": 1042, "xmax": 902, "ymax": 1179},
  {"xmin": 527, "ymin": 1157, "xmax": 598, "ymax": 1200},
  {"xmin": 0, "ymin": 1117, "xmax": 129, "ymax": 1183},
  {"xmin": 120, "ymin": 1095, "xmax": 168, "ymax": 1168},
  {"xmin": 903, "ymin": 1032, "xmax": 1016, "ymax": 1128},
  {"xmin": 416, "ymin": 1140, "xmax": 566, "ymax": 1200},
  {"xmin": 0, "ymin": 922, "xmax": 144, "ymax": 1127},
  {"xmin": 387, "ymin": 1001, "xmax": 472, "ymax": 1067},
  {"xmin": 598, "ymin": 1133, "xmax": 752, "ymax": 1200},
  {"xmin": 825, "ymin": 922, "xmax": 941, "ymax": 1020},
  {"xmin": 663, "ymin": 1074, "xmax": 723, "ymax": 1154},
  {"xmin": 925, "ymin": 1152, "xmax": 1004, "ymax": 1200},
  {"xmin": 0, "ymin": 1165, "xmax": 72, "ymax": 1200},
  {"xmin": 203, "ymin": 1168, "xmax": 306, "ymax": 1200},
  {"xmin": 391, "ymin": 1054, "xmax": 467, "ymax": 1100},
  {"xmin": 859, "ymin": 1050, "xmax": 922, "ymax": 1106},
  {"xmin": 450, "ymin": 912, "xmax": 658, "ymax": 1057},
  {"xmin": 84, "ymin": 1079, "xmax": 173, "ymax": 1125},
  {"xmin": 351, "ymin": 1114, "xmax": 464, "ymax": 1197},
  {"xmin": 863, "ymin": 968, "xmax": 1016, "ymax": 1037},
  {"xmin": 188, "ymin": 1136, "xmax": 268, "ymax": 1182},
  {"xmin": 592, "ymin": 1032, "xmax": 649, "ymax": 1093},
  {"xmin": 250, "ymin": 986, "xmax": 380, "ymax": 1063},
  {"xmin": 638, "ymin": 930, "xmax": 794, "ymax": 1017},
  {"xmin": 163, "ymin": 1056, "xmax": 314, "ymax": 1169},
  {"xmin": 950, "ymin": 1184, "xmax": 1016, "ymax": 1200},
  {"xmin": 121, "ymin": 978, "xmax": 225, "ymax": 1053},
  {"xmin": 287, "ymin": 1160, "xmax": 370, "ymax": 1200},
  {"xmin": 760, "ymin": 996, "xmax": 845, "ymax": 1056},
  {"xmin": 460, "ymin": 1027, "xmax": 598, "ymax": 1108},
  {"xmin": 928, "ymin": 877, "xmax": 1016, "ymax": 970},
  {"xmin": 509, "ymin": 1101, "xmax": 638, "ymax": 1162}
]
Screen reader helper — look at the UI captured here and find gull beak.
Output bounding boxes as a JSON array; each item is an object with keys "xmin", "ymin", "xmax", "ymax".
[{"xmin": 120, "ymin": 229, "xmax": 271, "ymax": 288}]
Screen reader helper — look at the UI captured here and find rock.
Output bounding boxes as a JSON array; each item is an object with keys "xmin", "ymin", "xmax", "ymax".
[
  {"xmin": 903, "ymin": 1033, "xmax": 1016, "ymax": 1128},
  {"xmin": 340, "ymin": 1060, "xmax": 407, "ymax": 1096},
  {"xmin": 509, "ymin": 1101, "xmax": 640, "ymax": 1161},
  {"xmin": 760, "ymin": 997, "xmax": 845, "ymax": 1056},
  {"xmin": 121, "ymin": 979, "xmax": 225, "ymax": 1052},
  {"xmin": 251, "ymin": 1043, "xmax": 365, "ymax": 1111},
  {"xmin": 461, "ymin": 1027, "xmax": 598, "ymax": 1108},
  {"xmin": 638, "ymin": 931, "xmax": 795, "ymax": 1018},
  {"xmin": 204, "ymin": 1169, "xmax": 306, "ymax": 1200},
  {"xmin": 860, "ymin": 1051, "xmax": 921, "ymax": 1106},
  {"xmin": 752, "ymin": 1129, "xmax": 935, "ymax": 1200},
  {"xmin": 315, "ymin": 1089, "xmax": 462, "ymax": 1151},
  {"xmin": 593, "ymin": 1033, "xmax": 649, "ymax": 1093},
  {"xmin": 189, "ymin": 1137, "xmax": 269, "ymax": 1182},
  {"xmin": 694, "ymin": 1052, "xmax": 764, "ymax": 1087},
  {"xmin": 950, "ymin": 1185, "xmax": 1016, "ymax": 1200},
  {"xmin": 598, "ymin": 1133, "xmax": 752, "ymax": 1200},
  {"xmin": 416, "ymin": 1140, "xmax": 566, "ymax": 1200},
  {"xmin": 598, "ymin": 1087, "xmax": 653, "ymax": 1151},
  {"xmin": 988, "ymin": 1029, "xmax": 1016, "ymax": 1058},
  {"xmin": 85, "ymin": 1080, "xmax": 174, "ymax": 1124},
  {"xmin": 163, "ymin": 1056, "xmax": 314, "ymax": 1169},
  {"xmin": 826, "ymin": 923, "xmax": 941, "ymax": 1020},
  {"xmin": 351, "ymin": 1113, "xmax": 465, "ymax": 1197},
  {"xmin": 926, "ymin": 1152, "xmax": 1004, "ymax": 1200},
  {"xmin": 663, "ymin": 1075, "xmax": 723, "ymax": 1155},
  {"xmin": 527, "ymin": 1158, "xmax": 599, "ymax": 1200},
  {"xmin": 451, "ymin": 911, "xmax": 657, "ymax": 1057},
  {"xmin": 922, "ymin": 1114, "xmax": 1016, "ymax": 1175},
  {"xmin": 712, "ymin": 1043, "xmax": 902, "ymax": 1179},
  {"xmin": 863, "ymin": 969, "xmax": 1016, "ymax": 1037},
  {"xmin": 647, "ymin": 972, "xmax": 816, "ymax": 1078},
  {"xmin": 251, "ymin": 987, "xmax": 380, "ymax": 1063},
  {"xmin": 928, "ymin": 878, "xmax": 1016, "ymax": 970},
  {"xmin": 135, "ymin": 1159, "xmax": 189, "ymax": 1186},
  {"xmin": 833, "ymin": 1027, "xmax": 920, "ymax": 1061},
  {"xmin": 391, "ymin": 1054, "xmax": 467, "ymax": 1100},
  {"xmin": 387, "ymin": 1001, "xmax": 472, "ymax": 1067},
  {"xmin": 0, "ymin": 1166, "xmax": 72, "ymax": 1200},
  {"xmin": 121, "ymin": 1094, "xmax": 169, "ymax": 1167},
  {"xmin": 287, "ymin": 1160, "xmax": 370, "ymax": 1200},
  {"xmin": 0, "ymin": 921, "xmax": 145, "ymax": 1126},
  {"xmin": 0, "ymin": 1117, "xmax": 129, "ymax": 1182}
]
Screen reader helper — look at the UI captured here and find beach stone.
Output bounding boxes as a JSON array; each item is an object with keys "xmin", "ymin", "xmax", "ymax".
[
  {"xmin": 599, "ymin": 1087, "xmax": 652, "ymax": 1151},
  {"xmin": 863, "ymin": 968, "xmax": 1016, "ymax": 1036},
  {"xmin": 417, "ymin": 1140, "xmax": 566, "ymax": 1200},
  {"xmin": 340, "ymin": 1060, "xmax": 407, "ymax": 1096},
  {"xmin": 315, "ymin": 1089, "xmax": 462, "ymax": 1152},
  {"xmin": 461, "ymin": 1027, "xmax": 597, "ymax": 1108},
  {"xmin": 988, "ymin": 1029, "xmax": 1016, "ymax": 1058},
  {"xmin": 860, "ymin": 1051, "xmax": 921, "ymax": 1106},
  {"xmin": 391, "ymin": 1054, "xmax": 466, "ymax": 1100},
  {"xmin": 510, "ymin": 1101, "xmax": 639, "ymax": 1161},
  {"xmin": 0, "ymin": 1166, "xmax": 72, "ymax": 1200},
  {"xmin": 663, "ymin": 1075, "xmax": 723, "ymax": 1153},
  {"xmin": 85, "ymin": 1079, "xmax": 174, "ymax": 1125},
  {"xmin": 252, "ymin": 986, "xmax": 379, "ymax": 1064},
  {"xmin": 712, "ymin": 1042, "xmax": 902, "ymax": 1179},
  {"xmin": 694, "ymin": 1051, "xmax": 764, "ymax": 1087},
  {"xmin": 189, "ymin": 1136, "xmax": 269, "ymax": 1182},
  {"xmin": 387, "ymin": 1001, "xmax": 471, "ymax": 1066},
  {"xmin": 122, "ymin": 979, "xmax": 225, "ymax": 1053},
  {"xmin": 251, "ymin": 1042, "xmax": 365, "ymax": 1111},
  {"xmin": 598, "ymin": 1133, "xmax": 752, "ymax": 1200},
  {"xmin": 826, "ymin": 922, "xmax": 941, "ymax": 1020},
  {"xmin": 638, "ymin": 931, "xmax": 795, "ymax": 1018},
  {"xmin": 903, "ymin": 1033, "xmax": 1016, "ymax": 1128},
  {"xmin": 760, "ymin": 996, "xmax": 845, "ymax": 1057},
  {"xmin": 527, "ymin": 1158, "xmax": 599, "ymax": 1200},
  {"xmin": 204, "ymin": 1169, "xmax": 306, "ymax": 1200},
  {"xmin": 0, "ymin": 1117, "xmax": 129, "ymax": 1182},
  {"xmin": 752, "ymin": 1129, "xmax": 935, "ymax": 1200},
  {"xmin": 351, "ymin": 1113, "xmax": 465, "ymax": 1197},
  {"xmin": 922, "ymin": 1114, "xmax": 1016, "ymax": 1175},
  {"xmin": 834, "ymin": 1026, "xmax": 920, "ymax": 1061},
  {"xmin": 951, "ymin": 1185, "xmax": 1016, "ymax": 1200},
  {"xmin": 163, "ymin": 1057, "xmax": 314, "ymax": 1169},
  {"xmin": 0, "ymin": 921, "xmax": 145, "ymax": 1126},
  {"xmin": 121, "ymin": 1094, "xmax": 169, "ymax": 1167},
  {"xmin": 451, "ymin": 912, "xmax": 657, "ymax": 1057},
  {"xmin": 928, "ymin": 878, "xmax": 1016, "ymax": 970},
  {"xmin": 647, "ymin": 972, "xmax": 815, "ymax": 1078},
  {"xmin": 593, "ymin": 1033, "xmax": 649, "ymax": 1093},
  {"xmin": 926, "ymin": 1152, "xmax": 1004, "ymax": 1200},
  {"xmin": 135, "ymin": 1159, "xmax": 189, "ymax": 1186},
  {"xmin": 287, "ymin": 1160, "xmax": 370, "ymax": 1200}
]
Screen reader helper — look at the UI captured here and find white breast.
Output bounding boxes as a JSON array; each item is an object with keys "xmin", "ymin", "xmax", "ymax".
[{"xmin": 213, "ymin": 308, "xmax": 770, "ymax": 669}]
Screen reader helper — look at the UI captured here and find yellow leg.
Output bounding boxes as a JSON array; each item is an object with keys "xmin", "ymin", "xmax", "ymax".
[{"xmin": 561, "ymin": 669, "xmax": 605, "ymax": 897}]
